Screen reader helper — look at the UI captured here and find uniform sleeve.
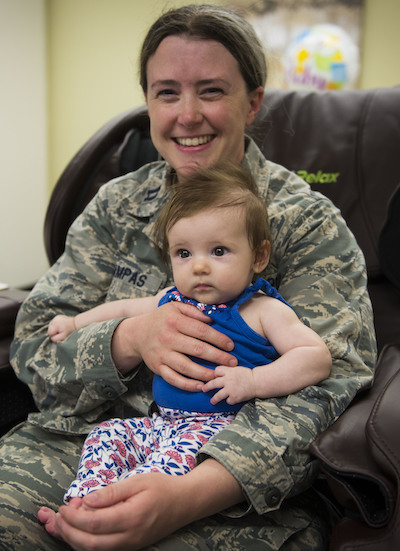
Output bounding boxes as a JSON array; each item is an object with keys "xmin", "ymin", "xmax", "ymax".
[
  {"xmin": 10, "ymin": 185, "xmax": 134, "ymax": 428},
  {"xmin": 199, "ymin": 190, "xmax": 377, "ymax": 514}
]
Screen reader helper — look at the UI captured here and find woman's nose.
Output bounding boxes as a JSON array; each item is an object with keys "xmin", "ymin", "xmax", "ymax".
[{"xmin": 178, "ymin": 96, "xmax": 202, "ymax": 127}]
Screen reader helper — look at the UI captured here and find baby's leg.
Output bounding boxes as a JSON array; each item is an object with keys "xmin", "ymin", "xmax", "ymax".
[
  {"xmin": 123, "ymin": 408, "xmax": 235, "ymax": 477},
  {"xmin": 64, "ymin": 417, "xmax": 152, "ymax": 501}
]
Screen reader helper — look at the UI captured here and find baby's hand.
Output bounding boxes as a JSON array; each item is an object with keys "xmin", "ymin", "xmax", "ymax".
[
  {"xmin": 202, "ymin": 365, "xmax": 256, "ymax": 405},
  {"xmin": 48, "ymin": 315, "xmax": 76, "ymax": 342}
]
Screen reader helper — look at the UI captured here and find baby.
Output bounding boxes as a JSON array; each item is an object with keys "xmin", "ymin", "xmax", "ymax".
[{"xmin": 48, "ymin": 162, "xmax": 331, "ymax": 501}]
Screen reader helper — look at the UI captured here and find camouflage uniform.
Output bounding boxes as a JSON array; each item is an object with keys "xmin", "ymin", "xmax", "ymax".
[{"xmin": 1, "ymin": 139, "xmax": 377, "ymax": 550}]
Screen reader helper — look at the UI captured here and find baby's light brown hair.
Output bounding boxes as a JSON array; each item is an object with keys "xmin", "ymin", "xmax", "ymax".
[{"xmin": 153, "ymin": 161, "xmax": 271, "ymax": 266}]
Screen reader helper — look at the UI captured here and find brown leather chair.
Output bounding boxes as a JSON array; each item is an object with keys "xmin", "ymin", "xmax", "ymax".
[{"xmin": 1, "ymin": 87, "xmax": 400, "ymax": 548}]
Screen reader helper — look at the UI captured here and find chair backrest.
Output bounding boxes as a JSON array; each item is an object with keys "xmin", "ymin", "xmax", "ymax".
[
  {"xmin": 44, "ymin": 87, "xmax": 400, "ymax": 351},
  {"xmin": 44, "ymin": 106, "xmax": 158, "ymax": 264}
]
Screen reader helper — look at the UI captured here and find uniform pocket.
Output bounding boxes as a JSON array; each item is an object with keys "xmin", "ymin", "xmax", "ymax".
[{"xmin": 106, "ymin": 256, "xmax": 168, "ymax": 301}]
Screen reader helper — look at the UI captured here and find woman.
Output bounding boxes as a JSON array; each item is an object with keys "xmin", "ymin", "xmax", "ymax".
[{"xmin": 2, "ymin": 4, "xmax": 376, "ymax": 550}]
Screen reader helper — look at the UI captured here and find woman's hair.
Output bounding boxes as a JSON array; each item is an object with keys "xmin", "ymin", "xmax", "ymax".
[
  {"xmin": 153, "ymin": 161, "xmax": 271, "ymax": 265},
  {"xmin": 139, "ymin": 4, "xmax": 267, "ymax": 94}
]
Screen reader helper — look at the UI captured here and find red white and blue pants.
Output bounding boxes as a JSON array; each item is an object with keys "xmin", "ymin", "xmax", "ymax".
[{"xmin": 64, "ymin": 406, "xmax": 235, "ymax": 502}]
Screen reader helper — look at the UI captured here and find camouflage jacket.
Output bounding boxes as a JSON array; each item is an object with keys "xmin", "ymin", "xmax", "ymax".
[{"xmin": 10, "ymin": 139, "xmax": 376, "ymax": 515}]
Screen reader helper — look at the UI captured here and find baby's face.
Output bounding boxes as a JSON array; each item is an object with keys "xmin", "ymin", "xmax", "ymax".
[{"xmin": 167, "ymin": 205, "xmax": 257, "ymax": 305}]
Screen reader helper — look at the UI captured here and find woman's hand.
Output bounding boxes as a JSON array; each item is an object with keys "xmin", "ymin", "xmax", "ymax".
[
  {"xmin": 39, "ymin": 458, "xmax": 244, "ymax": 551},
  {"xmin": 112, "ymin": 301, "xmax": 237, "ymax": 389}
]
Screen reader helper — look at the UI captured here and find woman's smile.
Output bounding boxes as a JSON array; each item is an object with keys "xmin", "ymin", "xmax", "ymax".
[{"xmin": 174, "ymin": 135, "xmax": 215, "ymax": 147}]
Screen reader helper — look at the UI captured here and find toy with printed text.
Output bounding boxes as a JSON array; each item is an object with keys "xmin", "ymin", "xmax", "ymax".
[{"xmin": 283, "ymin": 24, "xmax": 359, "ymax": 91}]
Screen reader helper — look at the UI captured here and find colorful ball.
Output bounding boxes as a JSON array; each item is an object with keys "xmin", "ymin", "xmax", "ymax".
[{"xmin": 283, "ymin": 24, "xmax": 360, "ymax": 91}]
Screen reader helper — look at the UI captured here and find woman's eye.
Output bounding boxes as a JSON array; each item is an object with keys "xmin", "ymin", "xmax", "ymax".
[
  {"xmin": 157, "ymin": 89, "xmax": 178, "ymax": 100},
  {"xmin": 178, "ymin": 249, "xmax": 191, "ymax": 258},
  {"xmin": 202, "ymin": 87, "xmax": 224, "ymax": 98},
  {"xmin": 213, "ymin": 247, "xmax": 226, "ymax": 257}
]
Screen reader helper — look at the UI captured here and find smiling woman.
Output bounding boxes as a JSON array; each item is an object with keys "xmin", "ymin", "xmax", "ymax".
[{"xmin": 145, "ymin": 36, "xmax": 264, "ymax": 179}]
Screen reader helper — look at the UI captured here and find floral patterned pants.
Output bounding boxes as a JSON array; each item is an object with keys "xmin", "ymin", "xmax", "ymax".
[{"xmin": 64, "ymin": 406, "xmax": 235, "ymax": 502}]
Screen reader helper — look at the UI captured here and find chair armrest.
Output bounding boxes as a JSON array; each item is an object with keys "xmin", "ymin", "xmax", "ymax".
[
  {"xmin": 311, "ymin": 344, "xmax": 400, "ymax": 550},
  {"xmin": 0, "ymin": 287, "xmax": 30, "ymax": 339},
  {"xmin": 0, "ymin": 289, "xmax": 36, "ymax": 435}
]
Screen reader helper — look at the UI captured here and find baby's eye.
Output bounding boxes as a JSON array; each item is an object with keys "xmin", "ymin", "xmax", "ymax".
[
  {"xmin": 213, "ymin": 246, "xmax": 227, "ymax": 257},
  {"xmin": 178, "ymin": 249, "xmax": 191, "ymax": 258}
]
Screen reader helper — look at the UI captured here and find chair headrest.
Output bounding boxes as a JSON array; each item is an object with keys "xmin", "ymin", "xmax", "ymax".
[{"xmin": 250, "ymin": 87, "xmax": 400, "ymax": 279}]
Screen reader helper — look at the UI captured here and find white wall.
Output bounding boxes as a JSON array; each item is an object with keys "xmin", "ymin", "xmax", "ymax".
[{"xmin": 0, "ymin": 0, "xmax": 49, "ymax": 288}]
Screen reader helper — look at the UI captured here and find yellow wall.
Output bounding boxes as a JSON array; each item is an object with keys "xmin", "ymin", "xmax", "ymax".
[
  {"xmin": 361, "ymin": 0, "xmax": 400, "ymax": 89},
  {"xmin": 47, "ymin": 0, "xmax": 400, "ymax": 189}
]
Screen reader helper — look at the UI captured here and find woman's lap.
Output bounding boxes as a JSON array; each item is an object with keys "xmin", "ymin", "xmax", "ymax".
[
  {"xmin": 0, "ymin": 421, "xmax": 331, "ymax": 551},
  {"xmin": 0, "ymin": 421, "xmax": 84, "ymax": 550}
]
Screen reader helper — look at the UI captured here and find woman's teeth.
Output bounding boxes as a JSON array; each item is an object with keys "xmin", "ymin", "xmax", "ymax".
[{"xmin": 176, "ymin": 135, "xmax": 213, "ymax": 147}]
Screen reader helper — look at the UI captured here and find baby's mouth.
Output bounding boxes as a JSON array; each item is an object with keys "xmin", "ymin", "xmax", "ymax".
[{"xmin": 175, "ymin": 135, "xmax": 214, "ymax": 147}]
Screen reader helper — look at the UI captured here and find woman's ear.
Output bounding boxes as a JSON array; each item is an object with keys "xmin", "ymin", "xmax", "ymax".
[
  {"xmin": 246, "ymin": 86, "xmax": 264, "ymax": 126},
  {"xmin": 253, "ymin": 240, "xmax": 271, "ymax": 273}
]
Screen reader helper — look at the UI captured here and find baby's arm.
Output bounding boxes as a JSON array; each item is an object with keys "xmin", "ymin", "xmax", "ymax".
[
  {"xmin": 203, "ymin": 296, "xmax": 332, "ymax": 405},
  {"xmin": 48, "ymin": 288, "xmax": 169, "ymax": 343}
]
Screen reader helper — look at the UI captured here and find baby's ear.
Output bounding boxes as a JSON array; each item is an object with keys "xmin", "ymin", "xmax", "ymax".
[{"xmin": 253, "ymin": 240, "xmax": 271, "ymax": 273}]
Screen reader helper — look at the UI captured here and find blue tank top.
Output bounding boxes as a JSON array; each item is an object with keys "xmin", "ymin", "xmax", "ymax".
[{"xmin": 152, "ymin": 278, "xmax": 291, "ymax": 413}]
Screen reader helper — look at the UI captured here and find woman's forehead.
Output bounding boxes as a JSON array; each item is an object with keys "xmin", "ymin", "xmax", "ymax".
[{"xmin": 147, "ymin": 36, "xmax": 240, "ymax": 79}]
